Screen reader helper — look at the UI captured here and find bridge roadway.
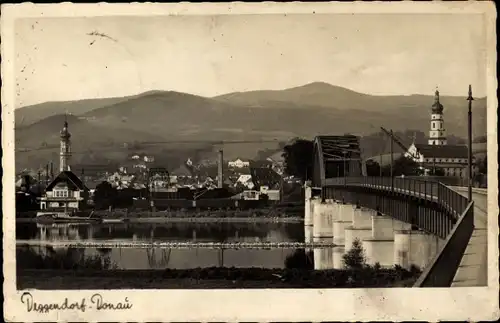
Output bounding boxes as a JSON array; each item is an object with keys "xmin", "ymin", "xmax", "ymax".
[
  {"xmin": 450, "ymin": 189, "xmax": 488, "ymax": 287},
  {"xmin": 323, "ymin": 177, "xmax": 464, "ymax": 219},
  {"xmin": 16, "ymin": 240, "xmax": 337, "ymax": 250},
  {"xmin": 321, "ymin": 177, "xmax": 486, "ymax": 286}
]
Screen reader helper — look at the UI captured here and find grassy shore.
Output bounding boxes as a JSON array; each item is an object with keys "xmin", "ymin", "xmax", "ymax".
[
  {"xmin": 17, "ymin": 267, "xmax": 420, "ymax": 289},
  {"xmin": 17, "ymin": 206, "xmax": 305, "ymax": 223}
]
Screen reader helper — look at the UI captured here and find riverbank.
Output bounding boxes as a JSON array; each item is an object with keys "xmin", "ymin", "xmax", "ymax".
[
  {"xmin": 16, "ymin": 206, "xmax": 304, "ymax": 224},
  {"xmin": 17, "ymin": 267, "xmax": 420, "ymax": 289},
  {"xmin": 16, "ymin": 216, "xmax": 303, "ymax": 224}
]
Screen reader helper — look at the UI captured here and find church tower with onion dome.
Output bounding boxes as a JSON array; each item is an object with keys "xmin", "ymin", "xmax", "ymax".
[
  {"xmin": 428, "ymin": 88, "xmax": 447, "ymax": 146},
  {"xmin": 59, "ymin": 116, "xmax": 72, "ymax": 172}
]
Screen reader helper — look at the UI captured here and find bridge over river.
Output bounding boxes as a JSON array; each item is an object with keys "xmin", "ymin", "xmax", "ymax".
[{"xmin": 307, "ymin": 135, "xmax": 488, "ymax": 287}]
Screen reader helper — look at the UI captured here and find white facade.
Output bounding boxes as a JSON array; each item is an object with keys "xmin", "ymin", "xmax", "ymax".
[
  {"xmin": 236, "ymin": 174, "xmax": 254, "ymax": 189},
  {"xmin": 405, "ymin": 143, "xmax": 474, "ymax": 178},
  {"xmin": 40, "ymin": 182, "xmax": 85, "ymax": 211},
  {"xmin": 428, "ymin": 89, "xmax": 447, "ymax": 146},
  {"xmin": 428, "ymin": 113, "xmax": 447, "ymax": 145},
  {"xmin": 405, "ymin": 144, "xmax": 424, "ymax": 163},
  {"xmin": 228, "ymin": 159, "xmax": 250, "ymax": 168}
]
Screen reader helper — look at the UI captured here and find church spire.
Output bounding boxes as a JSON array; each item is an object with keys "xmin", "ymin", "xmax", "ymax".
[
  {"xmin": 428, "ymin": 87, "xmax": 447, "ymax": 146},
  {"xmin": 59, "ymin": 116, "xmax": 72, "ymax": 172},
  {"xmin": 431, "ymin": 86, "xmax": 444, "ymax": 114}
]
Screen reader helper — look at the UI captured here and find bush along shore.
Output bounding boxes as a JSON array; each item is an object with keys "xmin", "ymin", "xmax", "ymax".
[
  {"xmin": 17, "ymin": 240, "xmax": 422, "ymax": 289},
  {"xmin": 17, "ymin": 266, "xmax": 421, "ymax": 289}
]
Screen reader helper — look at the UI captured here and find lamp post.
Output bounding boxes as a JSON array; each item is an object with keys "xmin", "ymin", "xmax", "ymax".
[
  {"xmin": 390, "ymin": 129, "xmax": 394, "ymax": 191},
  {"xmin": 343, "ymin": 151, "xmax": 347, "ymax": 185},
  {"xmin": 467, "ymin": 85, "xmax": 474, "ymax": 202}
]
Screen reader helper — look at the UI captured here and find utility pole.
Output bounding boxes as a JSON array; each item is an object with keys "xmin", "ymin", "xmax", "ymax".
[
  {"xmin": 343, "ymin": 151, "xmax": 347, "ymax": 185},
  {"xmin": 379, "ymin": 153, "xmax": 383, "ymax": 177},
  {"xmin": 390, "ymin": 129, "xmax": 394, "ymax": 190},
  {"xmin": 45, "ymin": 163, "xmax": 49, "ymax": 186},
  {"xmin": 380, "ymin": 131, "xmax": 384, "ymax": 177},
  {"xmin": 467, "ymin": 85, "xmax": 474, "ymax": 202}
]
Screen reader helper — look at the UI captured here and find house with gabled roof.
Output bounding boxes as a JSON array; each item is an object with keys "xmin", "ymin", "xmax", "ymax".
[
  {"xmin": 39, "ymin": 119, "xmax": 89, "ymax": 212},
  {"xmin": 39, "ymin": 170, "xmax": 89, "ymax": 211},
  {"xmin": 406, "ymin": 143, "xmax": 476, "ymax": 177}
]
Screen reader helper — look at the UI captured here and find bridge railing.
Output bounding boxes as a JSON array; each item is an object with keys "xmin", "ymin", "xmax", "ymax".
[
  {"xmin": 324, "ymin": 176, "xmax": 469, "ymax": 216},
  {"xmin": 324, "ymin": 176, "xmax": 439, "ymax": 200},
  {"xmin": 413, "ymin": 200, "xmax": 475, "ymax": 287},
  {"xmin": 322, "ymin": 176, "xmax": 475, "ymax": 287},
  {"xmin": 324, "ymin": 176, "xmax": 470, "ymax": 237}
]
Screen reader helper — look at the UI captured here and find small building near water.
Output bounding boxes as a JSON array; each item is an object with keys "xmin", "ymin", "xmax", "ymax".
[
  {"xmin": 39, "ymin": 119, "xmax": 89, "ymax": 212},
  {"xmin": 39, "ymin": 170, "xmax": 90, "ymax": 212}
]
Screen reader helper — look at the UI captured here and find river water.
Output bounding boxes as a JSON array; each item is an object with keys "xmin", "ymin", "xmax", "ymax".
[{"xmin": 16, "ymin": 221, "xmax": 315, "ymax": 270}]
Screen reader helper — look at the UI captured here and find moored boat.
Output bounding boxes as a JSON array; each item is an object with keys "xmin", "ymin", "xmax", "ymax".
[{"xmin": 35, "ymin": 210, "xmax": 102, "ymax": 223}]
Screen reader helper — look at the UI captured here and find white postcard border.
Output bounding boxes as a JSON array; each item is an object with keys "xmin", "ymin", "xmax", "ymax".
[{"xmin": 2, "ymin": 2, "xmax": 498, "ymax": 322}]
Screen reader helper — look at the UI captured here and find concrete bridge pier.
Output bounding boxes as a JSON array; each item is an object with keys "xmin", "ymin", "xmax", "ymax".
[
  {"xmin": 332, "ymin": 203, "xmax": 354, "ymax": 246},
  {"xmin": 362, "ymin": 215, "xmax": 413, "ymax": 268},
  {"xmin": 304, "ymin": 186, "xmax": 313, "ymax": 226},
  {"xmin": 345, "ymin": 207, "xmax": 374, "ymax": 252},
  {"xmin": 312, "ymin": 202, "xmax": 335, "ymax": 242},
  {"xmin": 314, "ymin": 245, "xmax": 334, "ymax": 270},
  {"xmin": 332, "ymin": 246, "xmax": 345, "ymax": 269},
  {"xmin": 394, "ymin": 230, "xmax": 444, "ymax": 270},
  {"xmin": 312, "ymin": 200, "xmax": 335, "ymax": 270},
  {"xmin": 88, "ymin": 225, "xmax": 94, "ymax": 240}
]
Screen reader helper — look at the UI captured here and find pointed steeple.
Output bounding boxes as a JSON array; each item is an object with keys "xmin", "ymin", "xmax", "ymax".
[
  {"xmin": 60, "ymin": 114, "xmax": 71, "ymax": 140},
  {"xmin": 467, "ymin": 84, "xmax": 474, "ymax": 101},
  {"xmin": 431, "ymin": 86, "xmax": 444, "ymax": 114}
]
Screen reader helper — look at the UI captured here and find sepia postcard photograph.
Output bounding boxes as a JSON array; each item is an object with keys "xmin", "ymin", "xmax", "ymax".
[{"xmin": 2, "ymin": 2, "xmax": 499, "ymax": 322}]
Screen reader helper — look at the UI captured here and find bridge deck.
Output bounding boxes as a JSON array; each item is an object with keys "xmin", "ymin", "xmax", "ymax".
[{"xmin": 450, "ymin": 189, "xmax": 488, "ymax": 287}]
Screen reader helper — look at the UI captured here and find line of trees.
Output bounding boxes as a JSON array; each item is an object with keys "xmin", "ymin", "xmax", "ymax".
[
  {"xmin": 93, "ymin": 181, "xmax": 148, "ymax": 210},
  {"xmin": 365, "ymin": 156, "xmax": 424, "ymax": 177}
]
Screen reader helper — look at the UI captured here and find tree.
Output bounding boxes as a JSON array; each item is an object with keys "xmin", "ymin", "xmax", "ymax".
[
  {"xmin": 285, "ymin": 249, "xmax": 313, "ymax": 269},
  {"xmin": 282, "ymin": 139, "xmax": 314, "ymax": 181},
  {"xmin": 93, "ymin": 181, "xmax": 117, "ymax": 210},
  {"xmin": 428, "ymin": 167, "xmax": 445, "ymax": 176},
  {"xmin": 365, "ymin": 160, "xmax": 381, "ymax": 176},
  {"xmin": 343, "ymin": 238, "xmax": 367, "ymax": 269},
  {"xmin": 477, "ymin": 155, "xmax": 487, "ymax": 174},
  {"xmin": 381, "ymin": 156, "xmax": 423, "ymax": 176}
]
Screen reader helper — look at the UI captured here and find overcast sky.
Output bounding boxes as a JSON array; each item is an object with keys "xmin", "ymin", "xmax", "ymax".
[{"xmin": 14, "ymin": 13, "xmax": 487, "ymax": 108}]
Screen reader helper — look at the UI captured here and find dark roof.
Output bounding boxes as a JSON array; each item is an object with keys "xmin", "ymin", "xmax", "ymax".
[
  {"xmin": 46, "ymin": 171, "xmax": 89, "ymax": 191},
  {"xmin": 250, "ymin": 167, "xmax": 281, "ymax": 189},
  {"xmin": 171, "ymin": 164, "xmax": 193, "ymax": 177},
  {"xmin": 414, "ymin": 144, "xmax": 468, "ymax": 158},
  {"xmin": 431, "ymin": 90, "xmax": 444, "ymax": 114}
]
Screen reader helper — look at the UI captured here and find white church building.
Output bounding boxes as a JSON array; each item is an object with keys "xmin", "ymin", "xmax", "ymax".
[
  {"xmin": 405, "ymin": 88, "xmax": 476, "ymax": 178},
  {"xmin": 39, "ymin": 118, "xmax": 89, "ymax": 212}
]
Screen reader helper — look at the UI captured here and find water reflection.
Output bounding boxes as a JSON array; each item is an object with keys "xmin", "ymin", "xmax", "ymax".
[
  {"xmin": 16, "ymin": 221, "xmax": 309, "ymax": 270},
  {"xmin": 17, "ymin": 245, "xmax": 309, "ymax": 270},
  {"xmin": 17, "ymin": 222, "xmax": 305, "ymax": 243}
]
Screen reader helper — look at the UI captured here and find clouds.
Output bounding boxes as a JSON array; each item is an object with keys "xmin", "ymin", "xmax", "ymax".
[{"xmin": 14, "ymin": 13, "xmax": 486, "ymax": 108}]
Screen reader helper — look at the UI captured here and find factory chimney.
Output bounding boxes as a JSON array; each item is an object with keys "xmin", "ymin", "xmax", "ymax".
[{"xmin": 218, "ymin": 149, "xmax": 224, "ymax": 188}]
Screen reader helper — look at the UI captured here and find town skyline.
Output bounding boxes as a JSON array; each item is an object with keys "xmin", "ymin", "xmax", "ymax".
[{"xmin": 15, "ymin": 13, "xmax": 486, "ymax": 108}]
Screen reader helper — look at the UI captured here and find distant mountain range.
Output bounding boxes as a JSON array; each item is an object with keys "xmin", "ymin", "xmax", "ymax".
[{"xmin": 15, "ymin": 82, "xmax": 487, "ymax": 170}]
